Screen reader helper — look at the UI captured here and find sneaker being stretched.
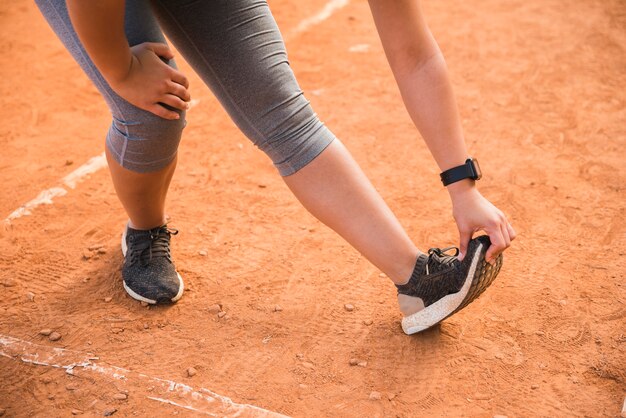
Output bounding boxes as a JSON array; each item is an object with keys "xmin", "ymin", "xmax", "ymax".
[
  {"xmin": 396, "ymin": 235, "xmax": 502, "ymax": 335},
  {"xmin": 121, "ymin": 224, "xmax": 184, "ymax": 304}
]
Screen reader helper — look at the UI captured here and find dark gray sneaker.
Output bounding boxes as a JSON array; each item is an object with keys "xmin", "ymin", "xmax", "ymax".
[
  {"xmin": 121, "ymin": 224, "xmax": 184, "ymax": 304},
  {"xmin": 396, "ymin": 235, "xmax": 502, "ymax": 335}
]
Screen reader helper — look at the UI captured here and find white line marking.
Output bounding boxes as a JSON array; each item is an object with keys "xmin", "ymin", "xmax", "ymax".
[
  {"xmin": 62, "ymin": 153, "xmax": 107, "ymax": 189},
  {"xmin": 0, "ymin": 334, "xmax": 289, "ymax": 417},
  {"xmin": 287, "ymin": 0, "xmax": 350, "ymax": 39},
  {"xmin": 5, "ymin": 187, "xmax": 68, "ymax": 223},
  {"xmin": 4, "ymin": 153, "xmax": 106, "ymax": 224}
]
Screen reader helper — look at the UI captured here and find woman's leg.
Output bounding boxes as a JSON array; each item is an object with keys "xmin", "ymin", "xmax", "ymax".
[
  {"xmin": 283, "ymin": 141, "xmax": 419, "ymax": 284},
  {"xmin": 106, "ymin": 150, "xmax": 176, "ymax": 230},
  {"xmin": 36, "ymin": 0, "xmax": 185, "ymax": 303},
  {"xmin": 36, "ymin": 0, "xmax": 184, "ymax": 230},
  {"xmin": 151, "ymin": 0, "xmax": 419, "ymax": 284}
]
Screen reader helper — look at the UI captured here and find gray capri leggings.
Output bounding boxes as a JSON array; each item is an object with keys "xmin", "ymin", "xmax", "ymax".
[{"xmin": 35, "ymin": 0, "xmax": 336, "ymax": 176}]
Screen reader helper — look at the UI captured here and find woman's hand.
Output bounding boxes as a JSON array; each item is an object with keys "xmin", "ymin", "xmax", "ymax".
[
  {"xmin": 110, "ymin": 42, "xmax": 190, "ymax": 120},
  {"xmin": 449, "ymin": 181, "xmax": 516, "ymax": 264}
]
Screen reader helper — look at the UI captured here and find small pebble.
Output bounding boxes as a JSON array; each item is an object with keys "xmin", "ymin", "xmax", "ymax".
[
  {"xmin": 1, "ymin": 278, "xmax": 16, "ymax": 287},
  {"xmin": 97, "ymin": 248, "xmax": 107, "ymax": 255},
  {"xmin": 296, "ymin": 353, "xmax": 304, "ymax": 360},
  {"xmin": 41, "ymin": 376, "xmax": 53, "ymax": 384},
  {"xmin": 187, "ymin": 367, "xmax": 197, "ymax": 377},
  {"xmin": 298, "ymin": 383, "xmax": 308, "ymax": 389},
  {"xmin": 369, "ymin": 391, "xmax": 382, "ymax": 401},
  {"xmin": 111, "ymin": 328, "xmax": 124, "ymax": 334},
  {"xmin": 531, "ymin": 384, "xmax": 539, "ymax": 390},
  {"xmin": 103, "ymin": 408, "xmax": 117, "ymax": 416},
  {"xmin": 363, "ymin": 319, "xmax": 373, "ymax": 326},
  {"xmin": 143, "ymin": 323, "xmax": 149, "ymax": 329},
  {"xmin": 104, "ymin": 297, "xmax": 112, "ymax": 303},
  {"xmin": 39, "ymin": 329, "xmax": 53, "ymax": 336},
  {"xmin": 344, "ymin": 304, "xmax": 354, "ymax": 312},
  {"xmin": 26, "ymin": 292, "xmax": 35, "ymax": 302},
  {"xmin": 301, "ymin": 362, "xmax": 315, "ymax": 370},
  {"xmin": 379, "ymin": 273, "xmax": 386, "ymax": 278},
  {"xmin": 71, "ymin": 409, "xmax": 83, "ymax": 415},
  {"xmin": 207, "ymin": 304, "xmax": 221, "ymax": 314},
  {"xmin": 198, "ymin": 250, "xmax": 208, "ymax": 257},
  {"xmin": 218, "ymin": 311, "xmax": 226, "ymax": 318},
  {"xmin": 47, "ymin": 394, "xmax": 55, "ymax": 400},
  {"xmin": 349, "ymin": 358, "xmax": 359, "ymax": 366},
  {"xmin": 493, "ymin": 415, "xmax": 509, "ymax": 418},
  {"xmin": 140, "ymin": 301, "xmax": 149, "ymax": 307},
  {"xmin": 113, "ymin": 393, "xmax": 127, "ymax": 400},
  {"xmin": 49, "ymin": 332, "xmax": 62, "ymax": 341},
  {"xmin": 245, "ymin": 285, "xmax": 251, "ymax": 290},
  {"xmin": 66, "ymin": 384, "xmax": 77, "ymax": 391},
  {"xmin": 358, "ymin": 361, "xmax": 367, "ymax": 367},
  {"xmin": 274, "ymin": 305, "xmax": 283, "ymax": 312},
  {"xmin": 387, "ymin": 393, "xmax": 396, "ymax": 401},
  {"xmin": 621, "ymin": 396, "xmax": 626, "ymax": 418}
]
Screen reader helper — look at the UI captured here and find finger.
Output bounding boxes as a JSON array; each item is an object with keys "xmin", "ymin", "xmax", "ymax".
[
  {"xmin": 147, "ymin": 42, "xmax": 175, "ymax": 60},
  {"xmin": 458, "ymin": 229, "xmax": 472, "ymax": 262},
  {"xmin": 485, "ymin": 228, "xmax": 506, "ymax": 264},
  {"xmin": 170, "ymin": 70, "xmax": 189, "ymax": 89},
  {"xmin": 149, "ymin": 103, "xmax": 180, "ymax": 120},
  {"xmin": 500, "ymin": 223, "xmax": 511, "ymax": 249},
  {"xmin": 160, "ymin": 94, "xmax": 189, "ymax": 111},
  {"xmin": 167, "ymin": 81, "xmax": 191, "ymax": 102},
  {"xmin": 507, "ymin": 223, "xmax": 517, "ymax": 241}
]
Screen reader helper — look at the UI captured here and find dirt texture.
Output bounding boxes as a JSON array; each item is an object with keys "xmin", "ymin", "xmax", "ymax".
[{"xmin": 1, "ymin": 0, "xmax": 624, "ymax": 417}]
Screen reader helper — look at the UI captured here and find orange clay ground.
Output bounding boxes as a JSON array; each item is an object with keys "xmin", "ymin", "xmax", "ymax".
[{"xmin": 0, "ymin": 0, "xmax": 624, "ymax": 417}]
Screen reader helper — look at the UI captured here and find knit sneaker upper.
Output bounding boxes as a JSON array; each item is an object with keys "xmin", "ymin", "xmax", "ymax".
[
  {"xmin": 122, "ymin": 225, "xmax": 182, "ymax": 304},
  {"xmin": 396, "ymin": 246, "xmax": 464, "ymax": 308}
]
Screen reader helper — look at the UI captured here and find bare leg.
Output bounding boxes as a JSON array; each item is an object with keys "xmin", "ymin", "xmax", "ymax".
[
  {"xmin": 283, "ymin": 140, "xmax": 419, "ymax": 284},
  {"xmin": 105, "ymin": 148, "xmax": 177, "ymax": 230}
]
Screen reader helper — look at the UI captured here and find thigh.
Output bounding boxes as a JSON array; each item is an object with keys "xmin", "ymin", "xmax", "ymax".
[
  {"xmin": 36, "ymin": 0, "xmax": 174, "ymax": 119},
  {"xmin": 151, "ymin": 0, "xmax": 334, "ymax": 175}
]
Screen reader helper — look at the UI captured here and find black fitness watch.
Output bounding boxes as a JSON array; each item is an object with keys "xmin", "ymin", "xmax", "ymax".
[{"xmin": 439, "ymin": 158, "xmax": 482, "ymax": 186}]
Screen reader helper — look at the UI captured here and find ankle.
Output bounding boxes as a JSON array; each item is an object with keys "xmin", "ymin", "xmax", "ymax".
[
  {"xmin": 128, "ymin": 217, "xmax": 166, "ymax": 231},
  {"xmin": 388, "ymin": 251, "xmax": 425, "ymax": 286}
]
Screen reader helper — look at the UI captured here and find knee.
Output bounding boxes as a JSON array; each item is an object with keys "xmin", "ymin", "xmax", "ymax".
[
  {"xmin": 251, "ymin": 98, "xmax": 335, "ymax": 176},
  {"xmin": 106, "ymin": 111, "xmax": 186, "ymax": 173}
]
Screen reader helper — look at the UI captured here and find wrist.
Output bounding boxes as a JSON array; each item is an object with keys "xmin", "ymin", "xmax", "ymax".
[
  {"xmin": 447, "ymin": 179, "xmax": 478, "ymax": 201},
  {"xmin": 102, "ymin": 49, "xmax": 134, "ymax": 87}
]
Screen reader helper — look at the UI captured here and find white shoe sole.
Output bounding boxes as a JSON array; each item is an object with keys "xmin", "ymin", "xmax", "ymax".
[
  {"xmin": 401, "ymin": 241, "xmax": 489, "ymax": 335},
  {"xmin": 121, "ymin": 225, "xmax": 184, "ymax": 305}
]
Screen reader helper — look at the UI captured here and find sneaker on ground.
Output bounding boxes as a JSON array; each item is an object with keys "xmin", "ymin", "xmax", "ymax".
[
  {"xmin": 396, "ymin": 235, "xmax": 502, "ymax": 335},
  {"xmin": 121, "ymin": 224, "xmax": 184, "ymax": 304}
]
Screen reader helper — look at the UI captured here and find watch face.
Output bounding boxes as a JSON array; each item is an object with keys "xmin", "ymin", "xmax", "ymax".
[{"xmin": 471, "ymin": 159, "xmax": 482, "ymax": 180}]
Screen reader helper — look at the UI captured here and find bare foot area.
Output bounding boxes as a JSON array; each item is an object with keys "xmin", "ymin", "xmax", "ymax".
[{"xmin": 1, "ymin": 0, "xmax": 624, "ymax": 417}]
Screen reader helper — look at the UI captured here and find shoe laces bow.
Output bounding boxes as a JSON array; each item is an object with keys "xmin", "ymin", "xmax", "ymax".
[{"xmin": 425, "ymin": 246, "xmax": 459, "ymax": 275}]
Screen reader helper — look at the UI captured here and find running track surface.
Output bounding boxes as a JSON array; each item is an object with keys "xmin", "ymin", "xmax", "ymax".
[{"xmin": 1, "ymin": 0, "xmax": 625, "ymax": 416}]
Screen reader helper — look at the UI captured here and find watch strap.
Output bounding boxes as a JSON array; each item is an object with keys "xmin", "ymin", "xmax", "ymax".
[{"xmin": 440, "ymin": 158, "xmax": 480, "ymax": 186}]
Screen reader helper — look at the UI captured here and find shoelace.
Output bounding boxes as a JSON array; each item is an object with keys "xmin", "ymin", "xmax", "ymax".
[
  {"xmin": 130, "ymin": 226, "xmax": 179, "ymax": 267},
  {"xmin": 425, "ymin": 246, "xmax": 459, "ymax": 275}
]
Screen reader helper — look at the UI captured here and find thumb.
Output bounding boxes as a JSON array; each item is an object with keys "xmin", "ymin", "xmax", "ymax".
[
  {"xmin": 458, "ymin": 229, "xmax": 472, "ymax": 261},
  {"xmin": 147, "ymin": 42, "xmax": 175, "ymax": 60}
]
